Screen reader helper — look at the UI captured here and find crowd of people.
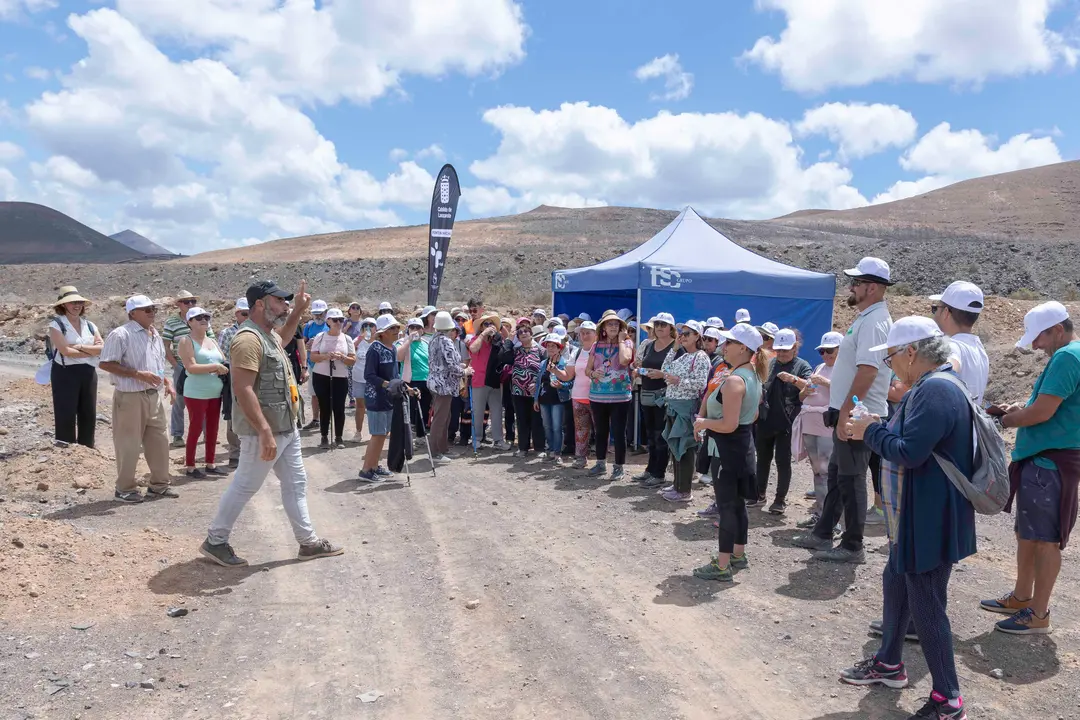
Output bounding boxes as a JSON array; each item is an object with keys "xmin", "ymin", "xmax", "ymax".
[{"xmin": 39, "ymin": 255, "xmax": 1080, "ymax": 720}]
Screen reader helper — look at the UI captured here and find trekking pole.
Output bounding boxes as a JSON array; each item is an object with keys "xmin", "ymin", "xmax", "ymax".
[
  {"xmin": 328, "ymin": 358, "xmax": 336, "ymax": 446},
  {"xmin": 417, "ymin": 388, "xmax": 436, "ymax": 477},
  {"xmin": 400, "ymin": 391, "xmax": 412, "ymax": 486},
  {"xmin": 468, "ymin": 385, "xmax": 479, "ymax": 458}
]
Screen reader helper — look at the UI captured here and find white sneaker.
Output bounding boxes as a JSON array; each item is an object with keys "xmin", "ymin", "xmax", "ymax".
[
  {"xmin": 432, "ymin": 454, "xmax": 452, "ymax": 463},
  {"xmin": 537, "ymin": 452, "xmax": 549, "ymax": 460},
  {"xmin": 493, "ymin": 441, "xmax": 512, "ymax": 452},
  {"xmin": 697, "ymin": 473, "xmax": 711, "ymax": 486}
]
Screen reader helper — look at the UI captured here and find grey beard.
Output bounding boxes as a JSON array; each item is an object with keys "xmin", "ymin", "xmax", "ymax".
[{"xmin": 264, "ymin": 307, "xmax": 287, "ymax": 328}]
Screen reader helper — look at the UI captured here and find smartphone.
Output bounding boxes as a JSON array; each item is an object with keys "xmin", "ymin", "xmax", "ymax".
[
  {"xmin": 985, "ymin": 404, "xmax": 1007, "ymax": 418},
  {"xmin": 637, "ymin": 367, "xmax": 649, "ymax": 376}
]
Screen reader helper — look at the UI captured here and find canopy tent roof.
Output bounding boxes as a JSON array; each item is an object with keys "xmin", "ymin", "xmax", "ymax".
[{"xmin": 552, "ymin": 206, "xmax": 835, "ymax": 299}]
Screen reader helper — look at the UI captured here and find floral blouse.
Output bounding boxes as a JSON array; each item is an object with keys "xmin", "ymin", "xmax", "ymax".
[
  {"xmin": 588, "ymin": 341, "xmax": 634, "ymax": 403},
  {"xmin": 427, "ymin": 332, "xmax": 463, "ymax": 397},
  {"xmin": 509, "ymin": 344, "xmax": 543, "ymax": 397},
  {"xmin": 661, "ymin": 348, "xmax": 711, "ymax": 401}
]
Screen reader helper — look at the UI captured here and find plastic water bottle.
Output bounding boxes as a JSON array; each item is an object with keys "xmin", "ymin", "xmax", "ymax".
[{"xmin": 851, "ymin": 395, "xmax": 870, "ymax": 420}]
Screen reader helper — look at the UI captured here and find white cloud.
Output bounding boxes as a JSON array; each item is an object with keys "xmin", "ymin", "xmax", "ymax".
[
  {"xmin": 463, "ymin": 184, "xmax": 607, "ymax": 216},
  {"xmin": 24, "ymin": 66, "xmax": 50, "ymax": 81},
  {"xmin": 872, "ymin": 122, "xmax": 1063, "ymax": 203},
  {"xmin": 31, "ymin": 155, "xmax": 101, "ymax": 189},
  {"xmin": 416, "ymin": 144, "xmax": 446, "ymax": 161},
  {"xmin": 0, "ymin": 0, "xmax": 55, "ymax": 20},
  {"xmin": 796, "ymin": 102, "xmax": 917, "ymax": 159},
  {"xmin": 0, "ymin": 140, "xmax": 22, "ymax": 162},
  {"xmin": 634, "ymin": 54, "xmax": 693, "ymax": 101},
  {"xmin": 469, "ymin": 102, "xmax": 868, "ymax": 219},
  {"xmin": 744, "ymin": 0, "xmax": 1078, "ymax": 92}
]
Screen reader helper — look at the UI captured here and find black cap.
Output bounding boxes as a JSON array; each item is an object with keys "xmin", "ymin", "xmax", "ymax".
[{"xmin": 246, "ymin": 280, "xmax": 294, "ymax": 308}]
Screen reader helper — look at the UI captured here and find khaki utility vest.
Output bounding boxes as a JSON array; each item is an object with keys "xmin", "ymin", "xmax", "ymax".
[{"xmin": 231, "ymin": 321, "xmax": 299, "ymax": 436}]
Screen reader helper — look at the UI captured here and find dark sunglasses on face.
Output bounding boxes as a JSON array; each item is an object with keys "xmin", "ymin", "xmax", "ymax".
[
  {"xmin": 329, "ymin": 318, "xmax": 344, "ymax": 324},
  {"xmin": 930, "ymin": 304, "xmax": 941, "ymax": 314},
  {"xmin": 679, "ymin": 330, "xmax": 696, "ymax": 337},
  {"xmin": 141, "ymin": 307, "xmax": 157, "ymax": 314},
  {"xmin": 238, "ymin": 311, "xmax": 249, "ymax": 318},
  {"xmin": 819, "ymin": 347, "xmax": 836, "ymax": 356},
  {"xmin": 481, "ymin": 322, "xmax": 494, "ymax": 328},
  {"xmin": 192, "ymin": 315, "xmax": 210, "ymax": 322},
  {"xmin": 179, "ymin": 299, "xmax": 197, "ymax": 305}
]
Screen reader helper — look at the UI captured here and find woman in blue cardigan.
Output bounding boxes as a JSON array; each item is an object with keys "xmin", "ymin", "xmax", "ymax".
[{"xmin": 841, "ymin": 317, "xmax": 977, "ymax": 720}]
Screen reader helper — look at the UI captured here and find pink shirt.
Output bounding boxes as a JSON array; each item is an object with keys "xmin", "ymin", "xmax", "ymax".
[
  {"xmin": 799, "ymin": 362, "xmax": 834, "ymax": 437},
  {"xmin": 470, "ymin": 338, "xmax": 492, "ymax": 388},
  {"xmin": 572, "ymin": 345, "xmax": 592, "ymax": 401}
]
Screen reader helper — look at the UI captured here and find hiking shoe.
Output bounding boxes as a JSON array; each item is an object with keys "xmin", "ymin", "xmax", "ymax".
[
  {"xmin": 767, "ymin": 500, "xmax": 787, "ymax": 515},
  {"xmin": 869, "ymin": 619, "xmax": 919, "ymax": 642},
  {"xmin": 692, "ymin": 558, "xmax": 733, "ymax": 582},
  {"xmin": 199, "ymin": 539, "xmax": 248, "ymax": 567},
  {"xmin": 792, "ymin": 533, "xmax": 833, "ymax": 551},
  {"xmin": 995, "ymin": 607, "xmax": 1052, "ymax": 635},
  {"xmin": 493, "ymin": 441, "xmax": 512, "ymax": 451},
  {"xmin": 745, "ymin": 494, "xmax": 767, "ymax": 508},
  {"xmin": 697, "ymin": 502, "xmax": 719, "ymax": 518},
  {"xmin": 357, "ymin": 469, "xmax": 383, "ymax": 484},
  {"xmin": 512, "ymin": 449, "xmax": 524, "ymax": 458},
  {"xmin": 114, "ymin": 490, "xmax": 144, "ymax": 504},
  {"xmin": 632, "ymin": 470, "xmax": 653, "ymax": 482},
  {"xmin": 697, "ymin": 473, "xmax": 712, "ymax": 486},
  {"xmin": 335, "ymin": 439, "xmax": 346, "ymax": 449},
  {"xmin": 572, "ymin": 457, "xmax": 587, "ymax": 469},
  {"xmin": 374, "ymin": 466, "xmax": 394, "ymax": 478},
  {"xmin": 186, "ymin": 468, "xmax": 207, "ymax": 479},
  {"xmin": 586, "ymin": 462, "xmax": 607, "ymax": 477},
  {"xmin": 642, "ymin": 475, "xmax": 666, "ymax": 488},
  {"xmin": 170, "ymin": 436, "xmax": 185, "ymax": 448},
  {"xmin": 205, "ymin": 466, "xmax": 229, "ymax": 477},
  {"xmin": 610, "ymin": 465, "xmax": 624, "ymax": 480},
  {"xmin": 814, "ymin": 546, "xmax": 866, "ymax": 564},
  {"xmin": 980, "ymin": 591, "xmax": 1033, "ymax": 615},
  {"xmin": 796, "ymin": 514, "xmax": 821, "ymax": 529},
  {"xmin": 662, "ymin": 490, "xmax": 692, "ymax": 503},
  {"xmin": 319, "ymin": 437, "xmax": 330, "ymax": 449},
  {"xmin": 908, "ymin": 697, "xmax": 968, "ymax": 719},
  {"xmin": 839, "ymin": 657, "xmax": 909, "ymax": 689},
  {"xmin": 865, "ymin": 506, "xmax": 885, "ymax": 525},
  {"xmin": 146, "ymin": 486, "xmax": 179, "ymax": 499},
  {"xmin": 298, "ymin": 539, "xmax": 344, "ymax": 561},
  {"xmin": 730, "ymin": 552, "xmax": 749, "ymax": 570}
]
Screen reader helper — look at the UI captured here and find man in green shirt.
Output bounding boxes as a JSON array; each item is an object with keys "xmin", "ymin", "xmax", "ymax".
[
  {"xmin": 988, "ymin": 301, "xmax": 1080, "ymax": 636},
  {"xmin": 162, "ymin": 290, "xmax": 214, "ymax": 446}
]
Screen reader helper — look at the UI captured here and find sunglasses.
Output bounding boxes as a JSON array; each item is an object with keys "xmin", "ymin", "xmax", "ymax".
[
  {"xmin": 178, "ymin": 299, "xmax": 197, "ymax": 305},
  {"xmin": 470, "ymin": 308, "xmax": 482, "ymax": 314},
  {"xmin": 329, "ymin": 318, "xmax": 344, "ymax": 324},
  {"xmin": 517, "ymin": 328, "xmax": 531, "ymax": 335},
  {"xmin": 192, "ymin": 315, "xmax": 210, "ymax": 322},
  {"xmin": 679, "ymin": 330, "xmax": 696, "ymax": 337},
  {"xmin": 818, "ymin": 347, "xmax": 836, "ymax": 356},
  {"xmin": 140, "ymin": 306, "xmax": 158, "ymax": 314},
  {"xmin": 349, "ymin": 305, "xmax": 361, "ymax": 310}
]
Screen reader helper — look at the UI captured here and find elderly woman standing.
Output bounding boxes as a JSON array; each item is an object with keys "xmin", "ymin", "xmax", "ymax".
[
  {"xmin": 427, "ymin": 311, "xmax": 464, "ymax": 463},
  {"xmin": 351, "ymin": 317, "xmax": 377, "ymax": 440},
  {"xmin": 655, "ymin": 320, "xmax": 710, "ymax": 503},
  {"xmin": 178, "ymin": 306, "xmax": 229, "ymax": 478},
  {"xmin": 502, "ymin": 317, "xmax": 545, "ymax": 457},
  {"xmin": 585, "ymin": 310, "xmax": 635, "ymax": 480},
  {"xmin": 634, "ymin": 312, "xmax": 677, "ymax": 488},
  {"xmin": 794, "ymin": 331, "xmax": 843, "ymax": 529},
  {"xmin": 554, "ymin": 320, "xmax": 596, "ymax": 469},
  {"xmin": 693, "ymin": 323, "xmax": 768, "ymax": 582},
  {"xmin": 47, "ymin": 286, "xmax": 103, "ymax": 448},
  {"xmin": 839, "ymin": 317, "xmax": 975, "ymax": 720},
  {"xmin": 535, "ymin": 333, "xmax": 571, "ymax": 465},
  {"xmin": 309, "ymin": 308, "xmax": 356, "ymax": 449}
]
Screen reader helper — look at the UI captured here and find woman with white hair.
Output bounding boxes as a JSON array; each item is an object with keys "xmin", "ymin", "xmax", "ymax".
[
  {"xmin": 46, "ymin": 286, "xmax": 103, "ymax": 448},
  {"xmin": 427, "ymin": 311, "xmax": 464, "ymax": 462}
]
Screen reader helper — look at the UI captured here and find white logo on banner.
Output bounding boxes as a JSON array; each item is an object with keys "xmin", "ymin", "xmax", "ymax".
[
  {"xmin": 650, "ymin": 266, "xmax": 689, "ymax": 289},
  {"xmin": 439, "ymin": 174, "xmax": 451, "ymax": 204},
  {"xmin": 431, "ymin": 244, "xmax": 444, "ymax": 270},
  {"xmin": 554, "ymin": 272, "xmax": 568, "ymax": 289}
]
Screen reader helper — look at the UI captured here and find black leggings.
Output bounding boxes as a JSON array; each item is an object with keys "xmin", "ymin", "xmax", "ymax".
[
  {"xmin": 313, "ymin": 373, "xmax": 348, "ymax": 441},
  {"xmin": 710, "ymin": 425, "xmax": 756, "ymax": 554},
  {"xmin": 756, "ymin": 430, "xmax": 793, "ymax": 503},
  {"xmin": 591, "ymin": 401, "xmax": 629, "ymax": 465},
  {"xmin": 642, "ymin": 403, "xmax": 668, "ymax": 477},
  {"xmin": 512, "ymin": 395, "xmax": 545, "ymax": 452},
  {"xmin": 51, "ymin": 362, "xmax": 97, "ymax": 448}
]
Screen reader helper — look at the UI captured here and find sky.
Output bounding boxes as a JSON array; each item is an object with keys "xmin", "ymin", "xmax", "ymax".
[{"xmin": 0, "ymin": 0, "xmax": 1078, "ymax": 255}]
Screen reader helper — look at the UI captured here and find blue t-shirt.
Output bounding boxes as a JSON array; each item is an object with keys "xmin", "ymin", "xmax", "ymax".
[
  {"xmin": 303, "ymin": 321, "xmax": 327, "ymax": 368},
  {"xmin": 1014, "ymin": 341, "xmax": 1080, "ymax": 463},
  {"xmin": 364, "ymin": 341, "xmax": 399, "ymax": 412}
]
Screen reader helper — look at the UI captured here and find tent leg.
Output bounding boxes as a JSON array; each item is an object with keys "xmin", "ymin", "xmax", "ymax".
[{"xmin": 634, "ymin": 288, "xmax": 641, "ymax": 451}]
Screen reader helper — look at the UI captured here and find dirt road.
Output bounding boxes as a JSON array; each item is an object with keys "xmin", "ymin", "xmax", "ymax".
[{"xmin": 1, "ymin": 360, "xmax": 1078, "ymax": 720}]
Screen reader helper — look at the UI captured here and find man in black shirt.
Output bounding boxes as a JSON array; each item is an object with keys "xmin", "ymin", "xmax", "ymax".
[{"xmin": 284, "ymin": 328, "xmax": 308, "ymax": 427}]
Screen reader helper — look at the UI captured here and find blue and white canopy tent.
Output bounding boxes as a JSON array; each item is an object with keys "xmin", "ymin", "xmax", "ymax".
[{"xmin": 551, "ymin": 206, "xmax": 836, "ymax": 363}]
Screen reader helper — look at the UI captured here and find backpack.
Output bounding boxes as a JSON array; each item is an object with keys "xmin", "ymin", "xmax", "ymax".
[
  {"xmin": 45, "ymin": 316, "xmax": 96, "ymax": 363},
  {"xmin": 928, "ymin": 371, "xmax": 1011, "ymax": 515}
]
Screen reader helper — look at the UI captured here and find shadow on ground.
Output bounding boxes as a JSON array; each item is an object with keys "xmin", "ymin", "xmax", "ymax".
[
  {"xmin": 652, "ymin": 572, "xmax": 741, "ymax": 607},
  {"xmin": 148, "ymin": 557, "xmax": 301, "ymax": 598}
]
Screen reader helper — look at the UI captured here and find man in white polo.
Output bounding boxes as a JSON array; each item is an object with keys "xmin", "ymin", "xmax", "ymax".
[
  {"xmin": 930, "ymin": 281, "xmax": 990, "ymax": 405},
  {"xmin": 794, "ymin": 257, "xmax": 894, "ymax": 564}
]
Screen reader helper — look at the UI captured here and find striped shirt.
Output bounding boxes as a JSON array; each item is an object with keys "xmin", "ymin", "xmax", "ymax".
[
  {"xmin": 218, "ymin": 323, "xmax": 241, "ymax": 363},
  {"xmin": 100, "ymin": 320, "xmax": 169, "ymax": 392}
]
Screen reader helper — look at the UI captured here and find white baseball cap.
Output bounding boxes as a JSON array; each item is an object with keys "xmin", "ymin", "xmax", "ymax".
[
  {"xmin": 532, "ymin": 308, "xmax": 547, "ymax": 318},
  {"xmin": 735, "ymin": 308, "xmax": 751, "ymax": 324},
  {"xmin": 703, "ymin": 327, "xmax": 724, "ymax": 341},
  {"xmin": 650, "ymin": 312, "xmax": 676, "ymax": 326},
  {"xmin": 552, "ymin": 326, "xmax": 568, "ymax": 338},
  {"xmin": 378, "ymin": 301, "xmax": 393, "ymax": 312},
  {"xmin": 545, "ymin": 317, "xmax": 563, "ymax": 328},
  {"xmin": 844, "ymin": 257, "xmax": 894, "ymax": 285},
  {"xmin": 125, "ymin": 294, "xmax": 154, "ymax": 313},
  {"xmin": 310, "ymin": 299, "xmax": 328, "ymax": 314},
  {"xmin": 419, "ymin": 305, "xmax": 437, "ymax": 319},
  {"xmin": 1017, "ymin": 301, "xmax": 1070, "ymax": 348},
  {"xmin": 375, "ymin": 315, "xmax": 401, "ymax": 333},
  {"xmin": 617, "ymin": 308, "xmax": 633, "ymax": 322},
  {"xmin": 185, "ymin": 306, "xmax": 211, "ymax": 321},
  {"xmin": 705, "ymin": 316, "xmax": 725, "ymax": 329},
  {"xmin": 361, "ymin": 316, "xmax": 377, "ymax": 327},
  {"xmin": 677, "ymin": 319, "xmax": 704, "ymax": 336},
  {"xmin": 816, "ymin": 331, "xmax": 844, "ymax": 350},
  {"xmin": 576, "ymin": 312, "xmax": 592, "ymax": 322},
  {"xmin": 772, "ymin": 329, "xmax": 797, "ymax": 351},
  {"xmin": 234, "ymin": 298, "xmax": 249, "ymax": 312},
  {"xmin": 628, "ymin": 320, "xmax": 639, "ymax": 331},
  {"xmin": 758, "ymin": 322, "xmax": 780, "ymax": 338},
  {"xmin": 578, "ymin": 320, "xmax": 597, "ymax": 332},
  {"xmin": 720, "ymin": 323, "xmax": 764, "ymax": 352},
  {"xmin": 869, "ymin": 316, "xmax": 943, "ymax": 353},
  {"xmin": 541, "ymin": 333, "xmax": 564, "ymax": 346},
  {"xmin": 930, "ymin": 281, "xmax": 985, "ymax": 314},
  {"xmin": 406, "ymin": 317, "xmax": 423, "ymax": 328},
  {"xmin": 325, "ymin": 308, "xmax": 344, "ymax": 320}
]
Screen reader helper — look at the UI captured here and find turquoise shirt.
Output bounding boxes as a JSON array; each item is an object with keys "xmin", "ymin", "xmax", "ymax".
[
  {"xmin": 183, "ymin": 337, "xmax": 225, "ymax": 400},
  {"xmin": 706, "ymin": 366, "xmax": 761, "ymax": 457},
  {"xmin": 1014, "ymin": 341, "xmax": 1080, "ymax": 464}
]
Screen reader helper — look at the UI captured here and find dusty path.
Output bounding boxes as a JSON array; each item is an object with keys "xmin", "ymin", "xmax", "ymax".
[{"xmin": 1, "ymin": 358, "xmax": 1079, "ymax": 719}]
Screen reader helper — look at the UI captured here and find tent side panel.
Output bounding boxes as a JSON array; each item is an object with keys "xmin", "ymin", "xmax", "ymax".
[{"xmin": 553, "ymin": 290, "xmax": 637, "ymax": 323}]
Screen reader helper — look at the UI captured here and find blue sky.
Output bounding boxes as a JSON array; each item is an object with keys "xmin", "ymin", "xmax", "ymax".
[{"xmin": 0, "ymin": 0, "xmax": 1077, "ymax": 254}]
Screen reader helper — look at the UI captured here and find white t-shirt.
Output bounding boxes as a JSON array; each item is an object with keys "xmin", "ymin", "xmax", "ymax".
[
  {"xmin": 829, "ymin": 301, "xmax": 893, "ymax": 416},
  {"xmin": 352, "ymin": 337, "xmax": 371, "ymax": 384},
  {"xmin": 949, "ymin": 333, "xmax": 989, "ymax": 406},
  {"xmin": 310, "ymin": 332, "xmax": 354, "ymax": 378},
  {"xmin": 49, "ymin": 317, "xmax": 99, "ymax": 367}
]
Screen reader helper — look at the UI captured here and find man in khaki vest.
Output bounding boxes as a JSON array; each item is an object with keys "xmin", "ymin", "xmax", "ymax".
[{"xmin": 200, "ymin": 280, "xmax": 344, "ymax": 566}]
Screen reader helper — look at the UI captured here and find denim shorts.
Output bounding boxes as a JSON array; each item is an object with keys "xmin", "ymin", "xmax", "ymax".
[
  {"xmin": 1014, "ymin": 459, "xmax": 1062, "ymax": 543},
  {"xmin": 368, "ymin": 410, "xmax": 392, "ymax": 436}
]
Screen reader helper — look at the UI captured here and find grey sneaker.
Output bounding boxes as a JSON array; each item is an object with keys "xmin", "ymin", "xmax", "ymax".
[
  {"xmin": 298, "ymin": 538, "xmax": 344, "ymax": 561},
  {"xmin": 170, "ymin": 436, "xmax": 185, "ymax": 448},
  {"xmin": 697, "ymin": 473, "xmax": 712, "ymax": 486},
  {"xmin": 865, "ymin": 507, "xmax": 885, "ymax": 525},
  {"xmin": 814, "ymin": 546, "xmax": 866, "ymax": 564},
  {"xmin": 791, "ymin": 533, "xmax": 833, "ymax": 551},
  {"xmin": 586, "ymin": 462, "xmax": 607, "ymax": 477},
  {"xmin": 610, "ymin": 465, "xmax": 625, "ymax": 480},
  {"xmin": 493, "ymin": 441, "xmax": 512, "ymax": 452},
  {"xmin": 641, "ymin": 475, "xmax": 666, "ymax": 489},
  {"xmin": 199, "ymin": 539, "xmax": 248, "ymax": 567},
  {"xmin": 571, "ymin": 457, "xmax": 588, "ymax": 469},
  {"xmin": 146, "ymin": 486, "xmax": 179, "ymax": 499},
  {"xmin": 796, "ymin": 514, "xmax": 821, "ymax": 529},
  {"xmin": 632, "ymin": 470, "xmax": 653, "ymax": 482},
  {"xmin": 113, "ymin": 490, "xmax": 144, "ymax": 504}
]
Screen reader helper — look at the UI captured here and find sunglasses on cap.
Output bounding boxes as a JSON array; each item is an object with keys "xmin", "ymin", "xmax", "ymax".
[{"xmin": 818, "ymin": 347, "xmax": 836, "ymax": 356}]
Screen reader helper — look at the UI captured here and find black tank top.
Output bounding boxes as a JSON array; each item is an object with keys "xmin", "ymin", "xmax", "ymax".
[{"xmin": 640, "ymin": 340, "xmax": 675, "ymax": 391}]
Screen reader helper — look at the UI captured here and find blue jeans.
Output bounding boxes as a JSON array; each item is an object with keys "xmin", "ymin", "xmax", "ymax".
[{"xmin": 540, "ymin": 402, "xmax": 564, "ymax": 455}]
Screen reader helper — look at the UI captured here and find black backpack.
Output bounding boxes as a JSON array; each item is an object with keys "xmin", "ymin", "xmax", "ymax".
[{"xmin": 45, "ymin": 316, "xmax": 96, "ymax": 363}]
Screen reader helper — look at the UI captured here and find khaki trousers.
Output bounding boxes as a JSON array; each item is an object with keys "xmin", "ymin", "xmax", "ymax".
[{"xmin": 112, "ymin": 389, "xmax": 172, "ymax": 493}]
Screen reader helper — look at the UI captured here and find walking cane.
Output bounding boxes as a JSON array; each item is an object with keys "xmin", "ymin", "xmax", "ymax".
[{"xmin": 404, "ymin": 383, "xmax": 436, "ymax": 477}]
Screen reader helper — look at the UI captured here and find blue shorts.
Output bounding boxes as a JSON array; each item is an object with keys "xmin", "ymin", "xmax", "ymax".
[
  {"xmin": 368, "ymin": 410, "xmax": 392, "ymax": 436},
  {"xmin": 1014, "ymin": 459, "xmax": 1062, "ymax": 543}
]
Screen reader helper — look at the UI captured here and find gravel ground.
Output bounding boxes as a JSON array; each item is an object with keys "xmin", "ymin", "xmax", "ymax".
[{"xmin": 1, "ymin": 359, "xmax": 1079, "ymax": 720}]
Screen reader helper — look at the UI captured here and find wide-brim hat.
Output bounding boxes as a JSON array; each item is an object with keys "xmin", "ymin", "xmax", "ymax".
[
  {"xmin": 597, "ymin": 309, "xmax": 627, "ymax": 331},
  {"xmin": 477, "ymin": 311, "xmax": 501, "ymax": 328},
  {"xmin": 176, "ymin": 290, "xmax": 197, "ymax": 302},
  {"xmin": 375, "ymin": 315, "xmax": 402, "ymax": 334},
  {"xmin": 54, "ymin": 286, "xmax": 90, "ymax": 311}
]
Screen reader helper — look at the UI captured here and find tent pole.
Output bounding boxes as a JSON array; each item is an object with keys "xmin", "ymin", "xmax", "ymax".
[{"xmin": 634, "ymin": 287, "xmax": 642, "ymax": 451}]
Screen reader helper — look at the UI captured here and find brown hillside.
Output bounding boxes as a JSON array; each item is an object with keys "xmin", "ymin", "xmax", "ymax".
[{"xmin": 0, "ymin": 202, "xmax": 143, "ymax": 264}]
